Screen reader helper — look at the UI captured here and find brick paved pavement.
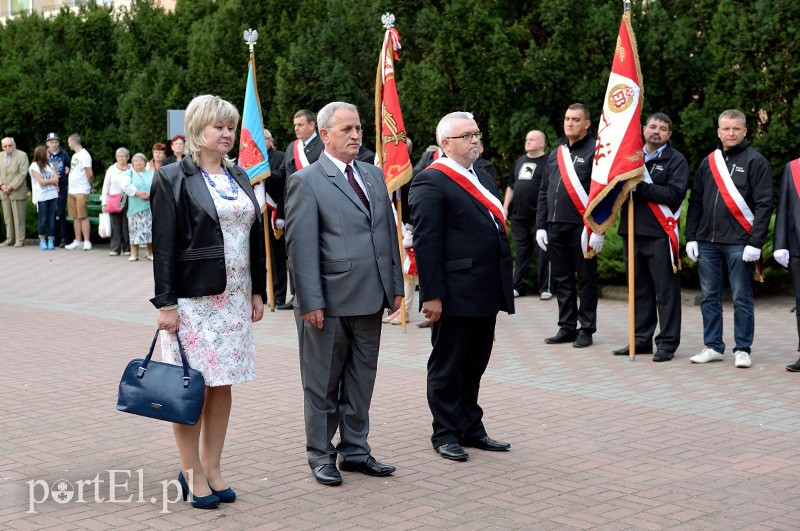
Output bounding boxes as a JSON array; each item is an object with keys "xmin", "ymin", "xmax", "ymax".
[{"xmin": 2, "ymin": 243, "xmax": 800, "ymax": 529}]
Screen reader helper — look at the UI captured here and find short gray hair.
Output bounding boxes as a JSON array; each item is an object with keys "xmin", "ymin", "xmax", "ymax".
[
  {"xmin": 718, "ymin": 109, "xmax": 746, "ymax": 126},
  {"xmin": 317, "ymin": 102, "xmax": 359, "ymax": 131},
  {"xmin": 184, "ymin": 94, "xmax": 240, "ymax": 166},
  {"xmin": 436, "ymin": 112, "xmax": 474, "ymax": 146},
  {"xmin": 115, "ymin": 147, "xmax": 130, "ymax": 159},
  {"xmin": 68, "ymin": 134, "xmax": 81, "ymax": 146},
  {"xmin": 132, "ymin": 152, "xmax": 148, "ymax": 164}
]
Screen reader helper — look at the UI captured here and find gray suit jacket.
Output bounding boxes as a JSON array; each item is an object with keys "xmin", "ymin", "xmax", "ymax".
[{"xmin": 285, "ymin": 152, "xmax": 403, "ymax": 316}]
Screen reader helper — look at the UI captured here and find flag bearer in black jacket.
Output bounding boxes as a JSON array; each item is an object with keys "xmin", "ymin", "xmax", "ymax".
[{"xmin": 612, "ymin": 113, "xmax": 689, "ymax": 362}]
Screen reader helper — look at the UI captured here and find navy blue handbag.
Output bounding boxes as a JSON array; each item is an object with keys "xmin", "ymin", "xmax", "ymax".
[{"xmin": 116, "ymin": 330, "xmax": 205, "ymax": 425}]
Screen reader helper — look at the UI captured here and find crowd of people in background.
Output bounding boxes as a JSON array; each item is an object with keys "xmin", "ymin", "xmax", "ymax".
[{"xmin": 2, "ymin": 105, "xmax": 800, "ymax": 377}]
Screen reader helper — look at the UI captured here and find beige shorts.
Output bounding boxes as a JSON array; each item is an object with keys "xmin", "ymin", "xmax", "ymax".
[{"xmin": 67, "ymin": 194, "xmax": 89, "ymax": 219}]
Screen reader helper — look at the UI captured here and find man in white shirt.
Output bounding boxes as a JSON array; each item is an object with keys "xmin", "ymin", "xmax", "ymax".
[{"xmin": 65, "ymin": 134, "xmax": 94, "ymax": 251}]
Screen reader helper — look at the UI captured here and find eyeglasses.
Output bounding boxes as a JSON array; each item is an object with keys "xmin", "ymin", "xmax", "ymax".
[{"xmin": 444, "ymin": 132, "xmax": 482, "ymax": 141}]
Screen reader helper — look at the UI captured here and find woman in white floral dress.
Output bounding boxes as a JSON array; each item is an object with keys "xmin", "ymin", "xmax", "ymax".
[{"xmin": 150, "ymin": 95, "xmax": 266, "ymax": 509}]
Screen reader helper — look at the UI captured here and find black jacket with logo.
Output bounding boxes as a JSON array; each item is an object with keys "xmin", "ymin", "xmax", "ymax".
[
  {"xmin": 618, "ymin": 143, "xmax": 690, "ymax": 239},
  {"xmin": 536, "ymin": 133, "xmax": 595, "ymax": 230},
  {"xmin": 685, "ymin": 140, "xmax": 772, "ymax": 247}
]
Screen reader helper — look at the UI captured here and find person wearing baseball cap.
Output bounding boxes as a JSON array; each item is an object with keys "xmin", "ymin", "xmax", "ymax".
[{"xmin": 46, "ymin": 133, "xmax": 71, "ymax": 247}]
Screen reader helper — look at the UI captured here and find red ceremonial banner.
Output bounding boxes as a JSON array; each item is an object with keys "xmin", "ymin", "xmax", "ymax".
[
  {"xmin": 584, "ymin": 16, "xmax": 645, "ymax": 234},
  {"xmin": 375, "ymin": 25, "xmax": 412, "ymax": 194}
]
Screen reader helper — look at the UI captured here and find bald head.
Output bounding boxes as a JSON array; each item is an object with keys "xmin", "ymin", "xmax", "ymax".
[{"xmin": 524, "ymin": 130, "xmax": 545, "ymax": 157}]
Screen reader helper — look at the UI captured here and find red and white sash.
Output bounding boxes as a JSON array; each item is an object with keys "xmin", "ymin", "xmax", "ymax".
[
  {"xmin": 428, "ymin": 148, "xmax": 441, "ymax": 166},
  {"xmin": 790, "ymin": 158, "xmax": 800, "ymax": 200},
  {"xmin": 708, "ymin": 149, "xmax": 754, "ymax": 233},
  {"xmin": 643, "ymin": 167, "xmax": 682, "ymax": 272},
  {"xmin": 555, "ymin": 145, "xmax": 593, "ymax": 254},
  {"xmin": 429, "ymin": 157, "xmax": 506, "ymax": 226},
  {"xmin": 708, "ymin": 149, "xmax": 763, "ymax": 280},
  {"xmin": 293, "ymin": 139, "xmax": 311, "ymax": 170}
]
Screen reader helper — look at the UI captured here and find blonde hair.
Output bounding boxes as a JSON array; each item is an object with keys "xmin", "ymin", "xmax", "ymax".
[{"xmin": 184, "ymin": 94, "xmax": 240, "ymax": 167}]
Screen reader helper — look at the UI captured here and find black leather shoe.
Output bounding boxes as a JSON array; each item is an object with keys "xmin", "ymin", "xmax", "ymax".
[
  {"xmin": 312, "ymin": 464, "xmax": 342, "ymax": 486},
  {"xmin": 652, "ymin": 350, "xmax": 674, "ymax": 362},
  {"xmin": 461, "ymin": 436, "xmax": 510, "ymax": 452},
  {"xmin": 572, "ymin": 331, "xmax": 593, "ymax": 348},
  {"xmin": 339, "ymin": 456, "xmax": 395, "ymax": 477},
  {"xmin": 276, "ymin": 297, "xmax": 294, "ymax": 310},
  {"xmin": 786, "ymin": 357, "xmax": 800, "ymax": 372},
  {"xmin": 544, "ymin": 329, "xmax": 577, "ymax": 344},
  {"xmin": 435, "ymin": 442, "xmax": 469, "ymax": 461},
  {"xmin": 612, "ymin": 344, "xmax": 653, "ymax": 356}
]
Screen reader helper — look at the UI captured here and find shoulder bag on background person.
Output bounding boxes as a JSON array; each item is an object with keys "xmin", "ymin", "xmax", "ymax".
[
  {"xmin": 116, "ymin": 330, "xmax": 205, "ymax": 425},
  {"xmin": 106, "ymin": 193, "xmax": 127, "ymax": 213}
]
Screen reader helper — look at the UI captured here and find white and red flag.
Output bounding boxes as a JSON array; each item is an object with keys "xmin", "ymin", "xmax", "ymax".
[
  {"xmin": 375, "ymin": 13, "xmax": 412, "ymax": 194},
  {"xmin": 584, "ymin": 15, "xmax": 645, "ymax": 234}
]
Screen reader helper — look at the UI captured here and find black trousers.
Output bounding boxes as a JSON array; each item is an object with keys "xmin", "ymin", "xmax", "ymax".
[
  {"xmin": 269, "ymin": 228, "xmax": 288, "ymax": 305},
  {"xmin": 109, "ymin": 212, "xmax": 130, "ymax": 253},
  {"xmin": 790, "ymin": 257, "xmax": 800, "ymax": 351},
  {"xmin": 547, "ymin": 223, "xmax": 598, "ymax": 333},
  {"xmin": 511, "ymin": 218, "xmax": 551, "ymax": 295},
  {"xmin": 428, "ymin": 315, "xmax": 496, "ymax": 448},
  {"xmin": 622, "ymin": 235, "xmax": 681, "ymax": 352}
]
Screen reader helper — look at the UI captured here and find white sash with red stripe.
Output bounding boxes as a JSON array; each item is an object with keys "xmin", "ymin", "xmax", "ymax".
[
  {"xmin": 643, "ymin": 167, "xmax": 682, "ymax": 272},
  {"xmin": 293, "ymin": 139, "xmax": 310, "ymax": 170},
  {"xmin": 556, "ymin": 145, "xmax": 593, "ymax": 254},
  {"xmin": 429, "ymin": 157, "xmax": 505, "ymax": 226},
  {"xmin": 708, "ymin": 149, "xmax": 754, "ymax": 232},
  {"xmin": 708, "ymin": 149, "xmax": 765, "ymax": 281}
]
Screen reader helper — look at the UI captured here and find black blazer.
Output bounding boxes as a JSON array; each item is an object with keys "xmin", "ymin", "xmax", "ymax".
[
  {"xmin": 409, "ymin": 164, "xmax": 514, "ymax": 317},
  {"xmin": 774, "ymin": 161, "xmax": 800, "ymax": 256},
  {"xmin": 150, "ymin": 157, "xmax": 267, "ymax": 308},
  {"xmin": 263, "ymin": 147, "xmax": 286, "ymax": 218}
]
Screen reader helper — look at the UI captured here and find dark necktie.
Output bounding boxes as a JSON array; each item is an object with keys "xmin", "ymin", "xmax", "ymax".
[{"xmin": 345, "ymin": 164, "xmax": 369, "ymax": 209}]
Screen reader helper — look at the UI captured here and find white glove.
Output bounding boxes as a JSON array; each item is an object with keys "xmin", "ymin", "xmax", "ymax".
[
  {"xmin": 589, "ymin": 233, "xmax": 604, "ymax": 254},
  {"xmin": 686, "ymin": 241, "xmax": 699, "ymax": 262},
  {"xmin": 742, "ymin": 245, "xmax": 761, "ymax": 262},
  {"xmin": 774, "ymin": 249, "xmax": 790, "ymax": 268},
  {"xmin": 275, "ymin": 218, "xmax": 285, "ymax": 229},
  {"xmin": 536, "ymin": 229, "xmax": 548, "ymax": 251}
]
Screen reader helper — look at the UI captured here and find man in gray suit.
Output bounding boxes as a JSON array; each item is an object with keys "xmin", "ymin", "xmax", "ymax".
[
  {"xmin": 0, "ymin": 137, "xmax": 29, "ymax": 246},
  {"xmin": 285, "ymin": 101, "xmax": 403, "ymax": 486}
]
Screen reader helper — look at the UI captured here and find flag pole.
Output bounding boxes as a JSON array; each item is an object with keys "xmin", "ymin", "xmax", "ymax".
[
  {"xmin": 623, "ymin": 0, "xmax": 636, "ymax": 361},
  {"xmin": 376, "ymin": 13, "xmax": 409, "ymax": 331},
  {"xmin": 244, "ymin": 29, "xmax": 275, "ymax": 312}
]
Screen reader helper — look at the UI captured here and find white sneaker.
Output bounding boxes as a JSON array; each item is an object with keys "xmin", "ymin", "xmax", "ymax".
[
  {"xmin": 65, "ymin": 240, "xmax": 83, "ymax": 250},
  {"xmin": 109, "ymin": 251, "xmax": 119, "ymax": 256},
  {"xmin": 513, "ymin": 289, "xmax": 520, "ymax": 298},
  {"xmin": 83, "ymin": 241, "xmax": 92, "ymax": 251},
  {"xmin": 734, "ymin": 351, "xmax": 752, "ymax": 368},
  {"xmin": 690, "ymin": 348, "xmax": 724, "ymax": 364},
  {"xmin": 540, "ymin": 291, "xmax": 553, "ymax": 301}
]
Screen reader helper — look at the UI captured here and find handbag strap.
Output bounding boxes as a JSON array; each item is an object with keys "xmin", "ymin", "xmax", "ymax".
[{"xmin": 137, "ymin": 330, "xmax": 194, "ymax": 388}]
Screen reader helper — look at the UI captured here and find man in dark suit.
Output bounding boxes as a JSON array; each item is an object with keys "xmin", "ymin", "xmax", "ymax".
[
  {"xmin": 263, "ymin": 129, "xmax": 288, "ymax": 307},
  {"xmin": 285, "ymin": 101, "xmax": 404, "ymax": 486},
  {"xmin": 277, "ymin": 109, "xmax": 325, "ymax": 309},
  {"xmin": 409, "ymin": 111, "xmax": 515, "ymax": 462},
  {"xmin": 773, "ymin": 157, "xmax": 800, "ymax": 371}
]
